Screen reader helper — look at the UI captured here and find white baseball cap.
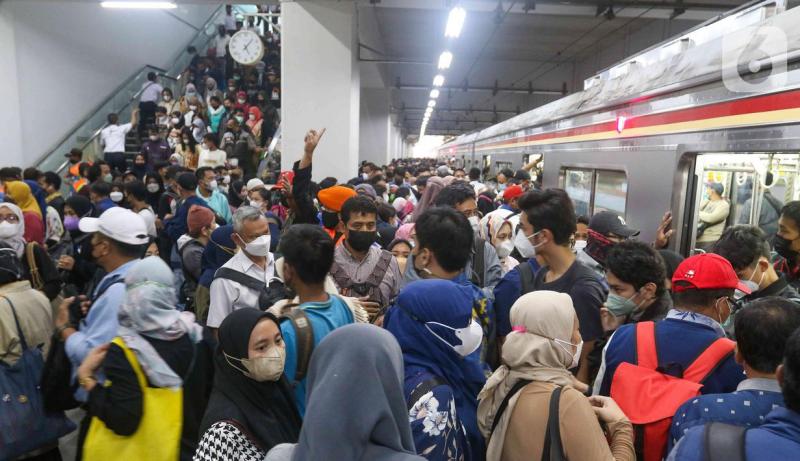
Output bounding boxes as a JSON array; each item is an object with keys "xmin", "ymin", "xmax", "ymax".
[
  {"xmin": 79, "ymin": 207, "xmax": 149, "ymax": 246},
  {"xmin": 246, "ymin": 178, "xmax": 265, "ymax": 191}
]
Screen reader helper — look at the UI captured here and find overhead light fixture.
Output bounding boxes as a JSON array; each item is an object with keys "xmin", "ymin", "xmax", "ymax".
[
  {"xmin": 433, "ymin": 75, "xmax": 445, "ymax": 87},
  {"xmin": 428, "ymin": 100, "xmax": 437, "ymax": 108},
  {"xmin": 101, "ymin": 1, "xmax": 177, "ymax": 8},
  {"xmin": 438, "ymin": 51, "xmax": 453, "ymax": 70},
  {"xmin": 445, "ymin": 6, "xmax": 466, "ymax": 38},
  {"xmin": 430, "ymin": 89, "xmax": 440, "ymax": 99}
]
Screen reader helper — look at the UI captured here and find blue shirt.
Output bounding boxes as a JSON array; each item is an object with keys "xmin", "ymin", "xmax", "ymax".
[
  {"xmin": 281, "ymin": 295, "xmax": 354, "ymax": 416},
  {"xmin": 667, "ymin": 406, "xmax": 800, "ymax": 461},
  {"xmin": 668, "ymin": 378, "xmax": 784, "ymax": 452},
  {"xmin": 492, "ymin": 259, "xmax": 543, "ymax": 337},
  {"xmin": 65, "ymin": 259, "xmax": 138, "ymax": 401},
  {"xmin": 96, "ymin": 197, "xmax": 118, "ymax": 214},
  {"xmin": 164, "ymin": 195, "xmax": 213, "ymax": 242}
]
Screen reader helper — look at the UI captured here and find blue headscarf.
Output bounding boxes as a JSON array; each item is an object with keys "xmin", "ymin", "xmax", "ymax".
[
  {"xmin": 384, "ymin": 279, "xmax": 486, "ymax": 453},
  {"xmin": 198, "ymin": 225, "xmax": 236, "ymax": 288}
]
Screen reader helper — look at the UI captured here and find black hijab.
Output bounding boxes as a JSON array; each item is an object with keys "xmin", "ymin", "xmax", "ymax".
[
  {"xmin": 199, "ymin": 308, "xmax": 301, "ymax": 451},
  {"xmin": 65, "ymin": 195, "xmax": 95, "ymax": 240},
  {"xmin": 228, "ymin": 179, "xmax": 246, "ymax": 208}
]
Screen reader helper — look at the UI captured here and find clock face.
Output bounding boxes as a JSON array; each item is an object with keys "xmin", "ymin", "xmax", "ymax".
[{"xmin": 229, "ymin": 30, "xmax": 265, "ymax": 66}]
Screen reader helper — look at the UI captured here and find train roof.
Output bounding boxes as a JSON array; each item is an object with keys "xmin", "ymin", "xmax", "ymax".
[{"xmin": 440, "ymin": 0, "xmax": 800, "ymax": 151}]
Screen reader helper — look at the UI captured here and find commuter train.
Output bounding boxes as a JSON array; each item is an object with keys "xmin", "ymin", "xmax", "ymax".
[{"xmin": 437, "ymin": 0, "xmax": 800, "ymax": 254}]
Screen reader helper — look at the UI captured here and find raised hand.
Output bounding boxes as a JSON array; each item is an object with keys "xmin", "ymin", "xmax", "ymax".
[
  {"xmin": 304, "ymin": 128, "xmax": 326, "ymax": 155},
  {"xmin": 654, "ymin": 211, "xmax": 674, "ymax": 249}
]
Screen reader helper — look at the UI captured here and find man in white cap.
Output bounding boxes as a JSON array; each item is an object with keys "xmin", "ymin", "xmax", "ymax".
[
  {"xmin": 246, "ymin": 177, "xmax": 265, "ymax": 193},
  {"xmin": 54, "ymin": 207, "xmax": 149, "ymax": 401}
]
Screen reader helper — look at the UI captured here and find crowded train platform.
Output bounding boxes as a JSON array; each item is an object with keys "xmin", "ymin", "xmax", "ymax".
[{"xmin": 2, "ymin": 0, "xmax": 800, "ymax": 460}]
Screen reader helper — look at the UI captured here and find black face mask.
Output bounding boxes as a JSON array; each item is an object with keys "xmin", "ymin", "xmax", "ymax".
[
  {"xmin": 347, "ymin": 230, "xmax": 377, "ymax": 252},
  {"xmin": 321, "ymin": 211, "xmax": 339, "ymax": 229},
  {"xmin": 775, "ymin": 234, "xmax": 799, "ymax": 261}
]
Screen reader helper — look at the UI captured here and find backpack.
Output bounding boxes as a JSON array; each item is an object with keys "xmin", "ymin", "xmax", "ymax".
[
  {"xmin": 278, "ymin": 304, "xmax": 315, "ymax": 387},
  {"xmin": 470, "ymin": 237, "xmax": 486, "ymax": 288},
  {"xmin": 330, "ymin": 250, "xmax": 393, "ymax": 306},
  {"xmin": 703, "ymin": 422, "xmax": 746, "ymax": 461},
  {"xmin": 213, "ymin": 267, "xmax": 288, "ymax": 310},
  {"xmin": 610, "ymin": 321, "xmax": 735, "ymax": 461}
]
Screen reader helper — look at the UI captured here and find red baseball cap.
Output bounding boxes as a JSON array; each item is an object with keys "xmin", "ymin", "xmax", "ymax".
[
  {"xmin": 503, "ymin": 185, "xmax": 524, "ymax": 201},
  {"xmin": 671, "ymin": 253, "xmax": 751, "ymax": 294}
]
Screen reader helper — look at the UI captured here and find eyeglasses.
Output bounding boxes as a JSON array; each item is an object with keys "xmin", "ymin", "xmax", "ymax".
[{"xmin": 0, "ymin": 215, "xmax": 20, "ymax": 223}]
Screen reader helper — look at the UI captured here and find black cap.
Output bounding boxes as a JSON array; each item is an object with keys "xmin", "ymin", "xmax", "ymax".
[
  {"xmin": 589, "ymin": 211, "xmax": 640, "ymax": 238},
  {"xmin": 65, "ymin": 148, "xmax": 83, "ymax": 158},
  {"xmin": 177, "ymin": 172, "xmax": 198, "ymax": 190},
  {"xmin": 514, "ymin": 169, "xmax": 531, "ymax": 181}
]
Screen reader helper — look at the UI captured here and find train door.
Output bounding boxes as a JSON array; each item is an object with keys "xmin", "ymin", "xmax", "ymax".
[
  {"xmin": 686, "ymin": 153, "xmax": 799, "ymax": 253},
  {"xmin": 482, "ymin": 155, "xmax": 492, "ymax": 179}
]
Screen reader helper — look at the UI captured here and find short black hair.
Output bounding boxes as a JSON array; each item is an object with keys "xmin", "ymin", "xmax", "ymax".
[
  {"xmin": 712, "ymin": 225, "xmax": 770, "ymax": 272},
  {"xmin": 735, "ymin": 297, "xmax": 800, "ymax": 374},
  {"xmin": 781, "ymin": 201, "xmax": 800, "ymax": 232},
  {"xmin": 577, "ymin": 215, "xmax": 590, "ymax": 226},
  {"xmin": 468, "ymin": 168, "xmax": 481, "ymax": 181},
  {"xmin": 671, "ymin": 284, "xmax": 733, "ymax": 309},
  {"xmin": 195, "ymin": 166, "xmax": 214, "ymax": 180},
  {"xmin": 23, "ymin": 167, "xmax": 42, "ymax": 181},
  {"xmin": 86, "ymin": 164, "xmax": 102, "ymax": 183},
  {"xmin": 91, "ymin": 181, "xmax": 112, "ymax": 197},
  {"xmin": 434, "ymin": 183, "xmax": 476, "ymax": 208},
  {"xmin": 415, "ymin": 176, "xmax": 429, "ymax": 188},
  {"xmin": 0, "ymin": 167, "xmax": 22, "ymax": 181},
  {"xmin": 43, "ymin": 172, "xmax": 61, "ymax": 189},
  {"xmin": 147, "ymin": 71, "xmax": 157, "ymax": 81},
  {"xmin": 165, "ymin": 165, "xmax": 182, "ymax": 181},
  {"xmin": 177, "ymin": 172, "xmax": 198, "ymax": 190},
  {"xmin": 518, "ymin": 189, "xmax": 576, "ymax": 245},
  {"xmin": 606, "ymin": 240, "xmax": 667, "ymax": 298},
  {"xmin": 209, "ymin": 96, "xmax": 221, "ymax": 104},
  {"xmin": 499, "ymin": 168, "xmax": 514, "ymax": 179},
  {"xmin": 782, "ymin": 328, "xmax": 800, "ymax": 412},
  {"xmin": 341, "ymin": 196, "xmax": 378, "ymax": 224},
  {"xmin": 203, "ymin": 133, "xmax": 219, "ymax": 147},
  {"xmin": 376, "ymin": 202, "xmax": 396, "ymax": 223},
  {"xmin": 280, "ymin": 224, "xmax": 334, "ymax": 284},
  {"xmin": 416, "ymin": 207, "xmax": 473, "ymax": 272},
  {"xmin": 319, "ymin": 177, "xmax": 337, "ymax": 190},
  {"xmin": 124, "ymin": 180, "xmax": 147, "ymax": 202}
]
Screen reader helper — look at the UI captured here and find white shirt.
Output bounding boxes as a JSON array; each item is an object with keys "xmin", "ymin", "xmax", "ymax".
[
  {"xmin": 138, "ymin": 207, "xmax": 157, "ymax": 237},
  {"xmin": 224, "ymin": 14, "xmax": 236, "ymax": 31},
  {"xmin": 140, "ymin": 81, "xmax": 163, "ymax": 103},
  {"xmin": 214, "ymin": 35, "xmax": 230, "ymax": 58},
  {"xmin": 197, "ymin": 149, "xmax": 227, "ymax": 168},
  {"xmin": 207, "ymin": 250, "xmax": 276, "ymax": 328},
  {"xmin": 100, "ymin": 123, "xmax": 132, "ymax": 153}
]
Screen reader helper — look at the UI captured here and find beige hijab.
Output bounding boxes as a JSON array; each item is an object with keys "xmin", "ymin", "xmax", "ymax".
[{"xmin": 477, "ymin": 290, "xmax": 577, "ymax": 461}]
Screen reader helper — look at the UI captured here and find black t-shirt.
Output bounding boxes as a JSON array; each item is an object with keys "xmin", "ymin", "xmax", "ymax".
[{"xmin": 531, "ymin": 259, "xmax": 607, "ymax": 342}]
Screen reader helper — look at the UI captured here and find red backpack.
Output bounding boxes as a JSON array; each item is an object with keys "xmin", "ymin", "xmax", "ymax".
[{"xmin": 610, "ymin": 321, "xmax": 735, "ymax": 461}]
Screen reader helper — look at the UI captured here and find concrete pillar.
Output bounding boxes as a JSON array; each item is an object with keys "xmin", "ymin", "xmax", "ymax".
[
  {"xmin": 0, "ymin": 3, "xmax": 24, "ymax": 168},
  {"xmin": 359, "ymin": 88, "xmax": 391, "ymax": 167},
  {"xmin": 281, "ymin": 1, "xmax": 360, "ymax": 181}
]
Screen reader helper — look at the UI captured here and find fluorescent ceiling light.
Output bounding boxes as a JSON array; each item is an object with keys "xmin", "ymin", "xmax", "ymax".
[
  {"xmin": 445, "ymin": 7, "xmax": 466, "ymax": 38},
  {"xmin": 433, "ymin": 75, "xmax": 445, "ymax": 87},
  {"xmin": 428, "ymin": 100, "xmax": 437, "ymax": 108},
  {"xmin": 101, "ymin": 1, "xmax": 177, "ymax": 8},
  {"xmin": 430, "ymin": 89, "xmax": 440, "ymax": 99},
  {"xmin": 438, "ymin": 51, "xmax": 453, "ymax": 70}
]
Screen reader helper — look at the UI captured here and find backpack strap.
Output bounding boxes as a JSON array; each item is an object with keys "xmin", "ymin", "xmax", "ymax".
[
  {"xmin": 365, "ymin": 250, "xmax": 394, "ymax": 304},
  {"xmin": 542, "ymin": 386, "xmax": 565, "ymax": 461},
  {"xmin": 280, "ymin": 305, "xmax": 315, "ymax": 386},
  {"xmin": 214, "ymin": 267, "xmax": 265, "ymax": 291},
  {"xmin": 683, "ymin": 337, "xmax": 736, "ymax": 383},
  {"xmin": 634, "ymin": 321, "xmax": 659, "ymax": 370},
  {"xmin": 471, "ymin": 237, "xmax": 486, "ymax": 288},
  {"xmin": 25, "ymin": 242, "xmax": 44, "ymax": 291},
  {"xmin": 704, "ymin": 422, "xmax": 746, "ymax": 461},
  {"xmin": 329, "ymin": 261, "xmax": 352, "ymax": 291},
  {"xmin": 490, "ymin": 379, "xmax": 533, "ymax": 436},
  {"xmin": 1, "ymin": 296, "xmax": 28, "ymax": 351},
  {"xmin": 518, "ymin": 262, "xmax": 536, "ymax": 296},
  {"xmin": 406, "ymin": 376, "xmax": 447, "ymax": 411}
]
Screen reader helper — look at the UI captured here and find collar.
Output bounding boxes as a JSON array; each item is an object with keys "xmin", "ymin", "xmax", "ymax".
[
  {"xmin": 46, "ymin": 191, "xmax": 62, "ymax": 202},
  {"xmin": 745, "ymin": 275, "xmax": 791, "ymax": 300},
  {"xmin": 0, "ymin": 280, "xmax": 34, "ymax": 295},
  {"xmin": 105, "ymin": 259, "xmax": 138, "ymax": 279},
  {"xmin": 338, "ymin": 241, "xmax": 377, "ymax": 262},
  {"xmin": 232, "ymin": 248, "xmax": 273, "ymax": 274},
  {"xmin": 665, "ymin": 308, "xmax": 727, "ymax": 337},
  {"xmin": 737, "ymin": 377, "xmax": 782, "ymax": 393}
]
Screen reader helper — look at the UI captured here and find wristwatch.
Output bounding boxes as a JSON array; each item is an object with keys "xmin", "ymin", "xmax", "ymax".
[{"xmin": 55, "ymin": 323, "xmax": 74, "ymax": 340}]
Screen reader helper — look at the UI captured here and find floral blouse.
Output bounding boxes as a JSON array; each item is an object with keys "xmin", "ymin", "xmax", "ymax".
[{"xmin": 406, "ymin": 372, "xmax": 472, "ymax": 461}]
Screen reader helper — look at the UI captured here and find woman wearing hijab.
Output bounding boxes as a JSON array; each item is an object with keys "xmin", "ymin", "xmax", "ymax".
[
  {"xmin": 395, "ymin": 223, "xmax": 416, "ymax": 244},
  {"xmin": 234, "ymin": 90, "xmax": 250, "ymax": 113},
  {"xmin": 4, "ymin": 180, "xmax": 44, "ymax": 244},
  {"xmin": 384, "ymin": 279, "xmax": 487, "ymax": 461},
  {"xmin": 194, "ymin": 225, "xmax": 236, "ymax": 324},
  {"xmin": 57, "ymin": 195, "xmax": 99, "ymax": 295},
  {"xmin": 77, "ymin": 257, "xmax": 211, "ymax": 461},
  {"xmin": 227, "ymin": 179, "xmax": 246, "ymax": 209},
  {"xmin": 480, "ymin": 213, "xmax": 518, "ymax": 276},
  {"xmin": 144, "ymin": 174, "xmax": 165, "ymax": 211},
  {"xmin": 195, "ymin": 309, "xmax": 301, "ymax": 460},
  {"xmin": 246, "ymin": 106, "xmax": 263, "ymax": 145},
  {"xmin": 410, "ymin": 176, "xmax": 445, "ymax": 222},
  {"xmin": 265, "ymin": 324, "xmax": 424, "ymax": 461},
  {"xmin": 204, "ymin": 77, "xmax": 224, "ymax": 107},
  {"xmin": 477, "ymin": 291, "xmax": 634, "ymax": 461},
  {"xmin": 0, "ymin": 202, "xmax": 62, "ymax": 300}
]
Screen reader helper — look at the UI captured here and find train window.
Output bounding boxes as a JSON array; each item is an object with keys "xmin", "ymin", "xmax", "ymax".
[
  {"xmin": 564, "ymin": 169, "xmax": 594, "ymax": 218},
  {"xmin": 593, "ymin": 170, "xmax": 628, "ymax": 218}
]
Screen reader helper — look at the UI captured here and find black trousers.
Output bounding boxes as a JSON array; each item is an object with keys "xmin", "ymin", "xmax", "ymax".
[
  {"xmin": 138, "ymin": 100, "xmax": 158, "ymax": 136},
  {"xmin": 104, "ymin": 151, "xmax": 127, "ymax": 174}
]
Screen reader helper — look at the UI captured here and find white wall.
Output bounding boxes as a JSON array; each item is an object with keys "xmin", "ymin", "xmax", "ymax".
[
  {"xmin": 0, "ymin": 1, "xmax": 217, "ymax": 168},
  {"xmin": 360, "ymin": 88, "xmax": 392, "ymax": 167}
]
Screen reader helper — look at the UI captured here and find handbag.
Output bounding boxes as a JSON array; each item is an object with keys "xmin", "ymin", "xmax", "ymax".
[{"xmin": 0, "ymin": 296, "xmax": 75, "ymax": 460}]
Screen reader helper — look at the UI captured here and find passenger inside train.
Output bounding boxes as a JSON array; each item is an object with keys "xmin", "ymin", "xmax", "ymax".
[{"xmin": 3, "ymin": 0, "xmax": 800, "ymax": 460}]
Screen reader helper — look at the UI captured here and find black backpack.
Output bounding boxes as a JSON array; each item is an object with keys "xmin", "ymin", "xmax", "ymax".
[{"xmin": 212, "ymin": 268, "xmax": 288, "ymax": 310}]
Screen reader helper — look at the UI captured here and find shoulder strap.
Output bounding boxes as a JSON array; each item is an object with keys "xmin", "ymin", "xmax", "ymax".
[
  {"xmin": 213, "ymin": 267, "xmax": 266, "ymax": 292},
  {"xmin": 25, "ymin": 242, "xmax": 43, "ymax": 291},
  {"xmin": 1, "ymin": 296, "xmax": 28, "ymax": 351},
  {"xmin": 634, "ymin": 321, "xmax": 659, "ymax": 370},
  {"xmin": 704, "ymin": 422, "xmax": 746, "ymax": 461},
  {"xmin": 406, "ymin": 376, "xmax": 447, "ymax": 411},
  {"xmin": 490, "ymin": 379, "xmax": 533, "ymax": 436},
  {"xmin": 472, "ymin": 237, "xmax": 485, "ymax": 287},
  {"xmin": 518, "ymin": 262, "xmax": 536, "ymax": 295},
  {"xmin": 683, "ymin": 337, "xmax": 736, "ymax": 383},
  {"xmin": 281, "ymin": 306, "xmax": 315, "ymax": 385},
  {"xmin": 112, "ymin": 337, "xmax": 148, "ymax": 389},
  {"xmin": 366, "ymin": 250, "xmax": 394, "ymax": 290},
  {"xmin": 92, "ymin": 274, "xmax": 125, "ymax": 302},
  {"xmin": 542, "ymin": 386, "xmax": 565, "ymax": 461},
  {"xmin": 329, "ymin": 261, "xmax": 352, "ymax": 290}
]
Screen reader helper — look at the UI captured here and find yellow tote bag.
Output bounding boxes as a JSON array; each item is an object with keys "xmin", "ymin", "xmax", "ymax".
[{"xmin": 82, "ymin": 337, "xmax": 183, "ymax": 461}]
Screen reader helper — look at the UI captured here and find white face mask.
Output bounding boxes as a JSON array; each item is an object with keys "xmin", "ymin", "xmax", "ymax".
[
  {"xmin": 146, "ymin": 183, "xmax": 160, "ymax": 193},
  {"xmin": 573, "ymin": 239, "xmax": 587, "ymax": 253},
  {"xmin": 207, "ymin": 180, "xmax": 218, "ymax": 190},
  {"xmin": 110, "ymin": 191, "xmax": 124, "ymax": 203},
  {"xmin": 426, "ymin": 319, "xmax": 483, "ymax": 357},
  {"xmin": 514, "ymin": 229, "xmax": 540, "ymax": 259},
  {"xmin": 222, "ymin": 175, "xmax": 231, "ymax": 184},
  {"xmin": 149, "ymin": 135, "xmax": 159, "ymax": 142},
  {"xmin": 224, "ymin": 346, "xmax": 285, "ymax": 382},
  {"xmin": 250, "ymin": 199, "xmax": 263, "ymax": 210},
  {"xmin": 554, "ymin": 338, "xmax": 583, "ymax": 369},
  {"xmin": 170, "ymin": 117, "xmax": 179, "ymax": 125},
  {"xmin": 468, "ymin": 216, "xmax": 480, "ymax": 234},
  {"xmin": 494, "ymin": 239, "xmax": 514, "ymax": 258},
  {"xmin": 189, "ymin": 105, "xmax": 198, "ymax": 111},
  {"xmin": 241, "ymin": 234, "xmax": 271, "ymax": 257},
  {"xmin": 0, "ymin": 221, "xmax": 20, "ymax": 239},
  {"xmin": 163, "ymin": 95, "xmax": 171, "ymax": 102}
]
